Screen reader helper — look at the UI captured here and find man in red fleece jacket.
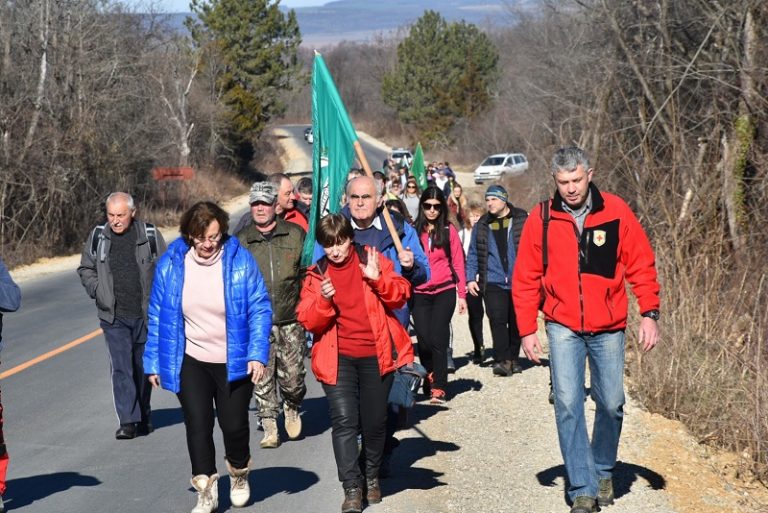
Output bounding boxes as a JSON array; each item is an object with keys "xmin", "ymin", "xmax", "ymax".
[{"xmin": 512, "ymin": 146, "xmax": 660, "ymax": 513}]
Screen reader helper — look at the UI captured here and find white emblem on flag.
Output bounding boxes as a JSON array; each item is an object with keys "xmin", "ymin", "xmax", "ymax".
[{"xmin": 593, "ymin": 230, "xmax": 606, "ymax": 247}]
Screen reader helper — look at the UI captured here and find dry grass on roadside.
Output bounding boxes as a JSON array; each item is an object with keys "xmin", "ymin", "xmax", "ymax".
[
  {"xmin": 628, "ymin": 248, "xmax": 768, "ymax": 482},
  {"xmin": 142, "ymin": 166, "xmax": 248, "ymax": 229}
]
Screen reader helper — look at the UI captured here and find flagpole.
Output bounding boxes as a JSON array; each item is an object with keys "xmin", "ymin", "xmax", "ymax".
[{"xmin": 353, "ymin": 140, "xmax": 405, "ymax": 253}]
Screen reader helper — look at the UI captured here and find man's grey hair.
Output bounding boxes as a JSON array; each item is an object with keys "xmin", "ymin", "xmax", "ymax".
[
  {"xmin": 345, "ymin": 175, "xmax": 383, "ymax": 198},
  {"xmin": 106, "ymin": 192, "xmax": 135, "ymax": 211},
  {"xmin": 268, "ymin": 173, "xmax": 291, "ymax": 187},
  {"xmin": 551, "ymin": 146, "xmax": 590, "ymax": 175}
]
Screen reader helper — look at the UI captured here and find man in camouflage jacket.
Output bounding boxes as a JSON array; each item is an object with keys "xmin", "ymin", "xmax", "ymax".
[{"xmin": 237, "ymin": 181, "xmax": 307, "ymax": 449}]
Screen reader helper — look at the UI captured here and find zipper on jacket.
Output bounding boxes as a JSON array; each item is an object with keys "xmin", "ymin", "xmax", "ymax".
[
  {"xmin": 573, "ymin": 223, "xmax": 586, "ymax": 333},
  {"xmin": 267, "ymin": 241, "xmax": 275, "ymax": 292}
]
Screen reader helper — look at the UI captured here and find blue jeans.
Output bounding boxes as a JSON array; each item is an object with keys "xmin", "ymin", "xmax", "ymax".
[{"xmin": 547, "ymin": 322, "xmax": 625, "ymax": 501}]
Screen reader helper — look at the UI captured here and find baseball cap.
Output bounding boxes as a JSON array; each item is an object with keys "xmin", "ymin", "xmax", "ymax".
[{"xmin": 249, "ymin": 182, "xmax": 277, "ymax": 205}]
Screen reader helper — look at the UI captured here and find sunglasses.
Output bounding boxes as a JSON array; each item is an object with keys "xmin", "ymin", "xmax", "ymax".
[
  {"xmin": 422, "ymin": 202, "xmax": 441, "ymax": 211},
  {"xmin": 406, "ymin": 184, "xmax": 417, "ymax": 189}
]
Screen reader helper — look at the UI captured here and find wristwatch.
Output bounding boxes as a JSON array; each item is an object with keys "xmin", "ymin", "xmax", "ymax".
[{"xmin": 641, "ymin": 309, "xmax": 660, "ymax": 321}]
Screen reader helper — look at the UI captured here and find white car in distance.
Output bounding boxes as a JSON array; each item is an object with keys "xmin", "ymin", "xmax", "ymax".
[
  {"xmin": 473, "ymin": 153, "xmax": 528, "ymax": 184},
  {"xmin": 390, "ymin": 148, "xmax": 412, "ymax": 168}
]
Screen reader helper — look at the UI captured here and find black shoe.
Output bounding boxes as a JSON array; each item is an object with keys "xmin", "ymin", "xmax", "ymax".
[
  {"xmin": 137, "ymin": 421, "xmax": 154, "ymax": 436},
  {"xmin": 511, "ymin": 360, "xmax": 523, "ymax": 374},
  {"xmin": 472, "ymin": 346, "xmax": 484, "ymax": 364},
  {"xmin": 115, "ymin": 423, "xmax": 137, "ymax": 440},
  {"xmin": 447, "ymin": 353, "xmax": 456, "ymax": 374},
  {"xmin": 492, "ymin": 361, "xmax": 513, "ymax": 377}
]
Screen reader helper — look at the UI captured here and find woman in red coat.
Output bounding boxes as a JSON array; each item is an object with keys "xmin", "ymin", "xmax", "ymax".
[{"xmin": 297, "ymin": 214, "xmax": 413, "ymax": 513}]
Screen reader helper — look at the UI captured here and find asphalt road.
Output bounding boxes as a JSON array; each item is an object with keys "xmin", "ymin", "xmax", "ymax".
[{"xmin": 0, "ymin": 124, "xmax": 392, "ymax": 513}]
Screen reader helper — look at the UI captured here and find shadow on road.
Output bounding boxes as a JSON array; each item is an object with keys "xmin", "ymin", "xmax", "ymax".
[
  {"xmin": 447, "ymin": 376, "xmax": 483, "ymax": 399},
  {"xmin": 536, "ymin": 460, "xmax": 667, "ymax": 504},
  {"xmin": 293, "ymin": 396, "xmax": 331, "ymax": 438},
  {"xmin": 385, "ymin": 425, "xmax": 460, "ymax": 495},
  {"xmin": 247, "ymin": 466, "xmax": 319, "ymax": 503},
  {"xmin": 150, "ymin": 406, "xmax": 185, "ymax": 430},
  {"xmin": 5, "ymin": 472, "xmax": 101, "ymax": 509}
]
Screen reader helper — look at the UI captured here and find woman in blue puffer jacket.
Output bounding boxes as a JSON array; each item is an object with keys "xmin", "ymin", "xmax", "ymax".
[{"xmin": 143, "ymin": 201, "xmax": 272, "ymax": 513}]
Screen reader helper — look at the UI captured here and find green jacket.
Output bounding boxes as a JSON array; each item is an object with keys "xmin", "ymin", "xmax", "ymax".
[{"xmin": 237, "ymin": 218, "xmax": 305, "ymax": 325}]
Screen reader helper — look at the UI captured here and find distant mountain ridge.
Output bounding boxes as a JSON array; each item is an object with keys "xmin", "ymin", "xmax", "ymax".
[{"xmin": 160, "ymin": 0, "xmax": 524, "ymax": 46}]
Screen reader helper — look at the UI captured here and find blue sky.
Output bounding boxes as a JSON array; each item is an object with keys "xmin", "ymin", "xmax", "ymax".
[{"xmin": 138, "ymin": 0, "xmax": 326, "ymax": 13}]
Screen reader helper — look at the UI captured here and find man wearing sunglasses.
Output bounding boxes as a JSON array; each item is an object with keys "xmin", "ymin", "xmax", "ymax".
[
  {"xmin": 78, "ymin": 192, "xmax": 167, "ymax": 439},
  {"xmin": 465, "ymin": 184, "xmax": 528, "ymax": 377}
]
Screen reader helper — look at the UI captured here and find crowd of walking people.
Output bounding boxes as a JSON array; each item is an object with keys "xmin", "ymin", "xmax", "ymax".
[{"xmin": 64, "ymin": 145, "xmax": 661, "ymax": 513}]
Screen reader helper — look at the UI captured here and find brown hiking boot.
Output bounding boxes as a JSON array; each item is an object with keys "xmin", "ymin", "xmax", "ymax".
[
  {"xmin": 260, "ymin": 418, "xmax": 280, "ymax": 449},
  {"xmin": 570, "ymin": 496, "xmax": 597, "ymax": 513},
  {"xmin": 341, "ymin": 486, "xmax": 363, "ymax": 513},
  {"xmin": 283, "ymin": 403, "xmax": 302, "ymax": 440},
  {"xmin": 366, "ymin": 477, "xmax": 381, "ymax": 504},
  {"xmin": 598, "ymin": 477, "xmax": 615, "ymax": 506}
]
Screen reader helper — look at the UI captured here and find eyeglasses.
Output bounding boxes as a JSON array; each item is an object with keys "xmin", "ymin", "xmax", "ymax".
[
  {"xmin": 406, "ymin": 184, "xmax": 417, "ymax": 189},
  {"xmin": 192, "ymin": 233, "xmax": 223, "ymax": 244},
  {"xmin": 349, "ymin": 194, "xmax": 374, "ymax": 201},
  {"xmin": 422, "ymin": 202, "xmax": 441, "ymax": 211}
]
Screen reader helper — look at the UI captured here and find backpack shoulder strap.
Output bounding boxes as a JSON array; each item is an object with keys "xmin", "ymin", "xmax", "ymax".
[
  {"xmin": 444, "ymin": 226, "xmax": 460, "ymax": 284},
  {"xmin": 144, "ymin": 222, "xmax": 158, "ymax": 258},
  {"xmin": 90, "ymin": 224, "xmax": 106, "ymax": 258},
  {"xmin": 540, "ymin": 200, "xmax": 550, "ymax": 275}
]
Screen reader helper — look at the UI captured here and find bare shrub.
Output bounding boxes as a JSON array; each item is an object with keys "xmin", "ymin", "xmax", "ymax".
[{"xmin": 452, "ymin": 0, "xmax": 768, "ymax": 477}]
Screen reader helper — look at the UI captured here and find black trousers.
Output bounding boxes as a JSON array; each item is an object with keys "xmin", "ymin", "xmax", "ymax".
[
  {"xmin": 322, "ymin": 355, "xmax": 393, "ymax": 489},
  {"xmin": 466, "ymin": 291, "xmax": 485, "ymax": 352},
  {"xmin": 100, "ymin": 317, "xmax": 152, "ymax": 425},
  {"xmin": 177, "ymin": 354, "xmax": 254, "ymax": 476},
  {"xmin": 411, "ymin": 289, "xmax": 456, "ymax": 390},
  {"xmin": 483, "ymin": 284, "xmax": 521, "ymax": 363}
]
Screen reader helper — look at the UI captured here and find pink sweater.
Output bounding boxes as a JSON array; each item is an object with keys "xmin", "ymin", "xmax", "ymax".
[
  {"xmin": 182, "ymin": 246, "xmax": 227, "ymax": 363},
  {"xmin": 414, "ymin": 224, "xmax": 467, "ymax": 298}
]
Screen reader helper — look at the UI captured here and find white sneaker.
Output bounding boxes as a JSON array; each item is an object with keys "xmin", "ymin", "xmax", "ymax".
[
  {"xmin": 225, "ymin": 459, "xmax": 250, "ymax": 508},
  {"xmin": 190, "ymin": 473, "xmax": 219, "ymax": 513},
  {"xmin": 284, "ymin": 403, "xmax": 302, "ymax": 439}
]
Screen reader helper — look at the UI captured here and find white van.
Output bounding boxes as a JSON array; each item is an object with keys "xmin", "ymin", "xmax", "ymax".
[{"xmin": 473, "ymin": 153, "xmax": 528, "ymax": 184}]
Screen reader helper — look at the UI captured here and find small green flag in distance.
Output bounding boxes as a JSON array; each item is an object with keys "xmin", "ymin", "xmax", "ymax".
[
  {"xmin": 301, "ymin": 52, "xmax": 359, "ymax": 266},
  {"xmin": 411, "ymin": 142, "xmax": 428, "ymax": 191}
]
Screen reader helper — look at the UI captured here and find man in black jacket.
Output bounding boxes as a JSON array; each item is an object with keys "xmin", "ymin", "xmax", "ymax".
[{"xmin": 465, "ymin": 185, "xmax": 527, "ymax": 376}]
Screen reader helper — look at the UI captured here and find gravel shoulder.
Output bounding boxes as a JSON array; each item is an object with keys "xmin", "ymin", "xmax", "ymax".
[{"xmin": 378, "ymin": 311, "xmax": 768, "ymax": 513}]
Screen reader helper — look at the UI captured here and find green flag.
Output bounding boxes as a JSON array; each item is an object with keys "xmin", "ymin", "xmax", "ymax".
[
  {"xmin": 411, "ymin": 142, "xmax": 428, "ymax": 190},
  {"xmin": 301, "ymin": 53, "xmax": 359, "ymax": 266}
]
